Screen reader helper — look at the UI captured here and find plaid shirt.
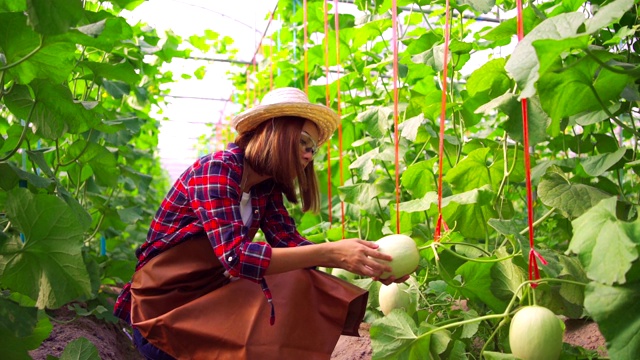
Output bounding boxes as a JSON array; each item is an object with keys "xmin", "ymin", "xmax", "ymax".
[{"xmin": 114, "ymin": 143, "xmax": 312, "ymax": 323}]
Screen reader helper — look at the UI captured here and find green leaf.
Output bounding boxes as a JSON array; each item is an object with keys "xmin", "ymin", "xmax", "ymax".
[
  {"xmin": 584, "ymin": 282, "xmax": 640, "ymax": 360},
  {"xmin": 502, "ymin": 95, "xmax": 551, "ymax": 144},
  {"xmin": 59, "ymin": 337, "xmax": 100, "ymax": 360},
  {"xmin": 505, "ymin": 12, "xmax": 586, "ymax": 98},
  {"xmin": 466, "ymin": 58, "xmax": 511, "ymax": 97},
  {"xmin": 445, "ymin": 148, "xmax": 493, "ymax": 191},
  {"xmin": 338, "ymin": 182, "xmax": 385, "ymax": 213},
  {"xmin": 0, "ymin": 189, "xmax": 92, "ymax": 308},
  {"xmin": 0, "ymin": 162, "xmax": 54, "ymax": 189},
  {"xmin": 401, "ymin": 159, "xmax": 437, "ymax": 199},
  {"xmin": 0, "ymin": 12, "xmax": 76, "ymax": 84},
  {"xmin": 26, "ymin": 0, "xmax": 83, "ymax": 35},
  {"xmin": 490, "ymin": 247, "xmax": 527, "ymax": 300},
  {"xmin": 537, "ymin": 57, "xmax": 630, "ymax": 121},
  {"xmin": 483, "ymin": 352, "xmax": 518, "ymax": 359},
  {"xmin": 370, "ymin": 310, "xmax": 418, "ymax": 359},
  {"xmin": 441, "ymin": 188, "xmax": 497, "ymax": 239},
  {"xmin": 460, "ymin": 309, "xmax": 480, "ymax": 339},
  {"xmin": 457, "ymin": 0, "xmax": 495, "ymax": 15},
  {"xmin": 0, "ymin": 298, "xmax": 37, "ymax": 338},
  {"xmin": 568, "ymin": 197, "xmax": 639, "ymax": 285},
  {"xmin": 399, "ymin": 114, "xmax": 424, "ymax": 142},
  {"xmin": 356, "ymin": 106, "xmax": 392, "ymax": 138},
  {"xmin": 0, "ymin": 0, "xmax": 26, "ymax": 11},
  {"xmin": 81, "ymin": 60, "xmax": 141, "ymax": 84},
  {"xmin": 584, "ymin": 0, "xmax": 636, "ymax": 34},
  {"xmin": 455, "ymin": 261, "xmax": 508, "ymax": 313},
  {"xmin": 538, "ymin": 171, "xmax": 612, "ymax": 218},
  {"xmin": 569, "ymin": 103, "xmax": 621, "ymax": 126},
  {"xmin": 580, "ymin": 148, "xmax": 627, "ymax": 177},
  {"xmin": 102, "ymin": 80, "xmax": 131, "ymax": 99}
]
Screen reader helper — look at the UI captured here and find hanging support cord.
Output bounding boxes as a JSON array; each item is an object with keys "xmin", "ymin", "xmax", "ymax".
[
  {"xmin": 515, "ymin": 0, "xmax": 547, "ymax": 288},
  {"xmin": 434, "ymin": 0, "xmax": 452, "ymax": 241},
  {"xmin": 303, "ymin": 0, "xmax": 309, "ymax": 94},
  {"xmin": 391, "ymin": 0, "xmax": 401, "ymax": 234},
  {"xmin": 323, "ymin": 0, "xmax": 333, "ymax": 226},
  {"xmin": 334, "ymin": 0, "xmax": 345, "ymax": 238}
]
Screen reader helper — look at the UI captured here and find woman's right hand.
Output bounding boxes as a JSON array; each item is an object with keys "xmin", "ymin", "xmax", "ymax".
[{"xmin": 325, "ymin": 239, "xmax": 393, "ymax": 279}]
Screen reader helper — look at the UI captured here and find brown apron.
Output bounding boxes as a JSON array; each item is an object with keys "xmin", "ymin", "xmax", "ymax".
[{"xmin": 129, "ymin": 235, "xmax": 369, "ymax": 360}]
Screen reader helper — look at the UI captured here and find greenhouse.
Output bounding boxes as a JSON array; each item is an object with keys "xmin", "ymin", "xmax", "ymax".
[{"xmin": 0, "ymin": 0, "xmax": 639, "ymax": 359}]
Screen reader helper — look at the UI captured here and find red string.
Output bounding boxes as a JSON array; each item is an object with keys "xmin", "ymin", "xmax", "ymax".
[
  {"xmin": 323, "ymin": 0, "xmax": 332, "ymax": 226},
  {"xmin": 269, "ymin": 39, "xmax": 274, "ymax": 91},
  {"xmin": 516, "ymin": 0, "xmax": 546, "ymax": 287},
  {"xmin": 334, "ymin": 0, "xmax": 345, "ymax": 238},
  {"xmin": 435, "ymin": 0, "xmax": 451, "ymax": 241},
  {"xmin": 391, "ymin": 0, "xmax": 400, "ymax": 234},
  {"xmin": 303, "ymin": 0, "xmax": 309, "ymax": 94}
]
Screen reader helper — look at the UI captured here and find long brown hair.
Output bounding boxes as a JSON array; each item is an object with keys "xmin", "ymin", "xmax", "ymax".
[{"xmin": 235, "ymin": 117, "xmax": 320, "ymax": 213}]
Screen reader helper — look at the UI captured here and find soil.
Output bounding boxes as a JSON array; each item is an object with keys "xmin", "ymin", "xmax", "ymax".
[{"xmin": 29, "ymin": 308, "xmax": 608, "ymax": 360}]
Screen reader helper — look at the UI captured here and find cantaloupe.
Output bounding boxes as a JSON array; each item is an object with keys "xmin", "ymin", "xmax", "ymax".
[
  {"xmin": 378, "ymin": 277, "xmax": 419, "ymax": 316},
  {"xmin": 374, "ymin": 234, "xmax": 420, "ymax": 279},
  {"xmin": 509, "ymin": 306, "xmax": 564, "ymax": 360}
]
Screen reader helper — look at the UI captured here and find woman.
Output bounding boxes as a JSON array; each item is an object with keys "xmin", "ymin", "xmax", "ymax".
[{"xmin": 114, "ymin": 87, "xmax": 406, "ymax": 360}]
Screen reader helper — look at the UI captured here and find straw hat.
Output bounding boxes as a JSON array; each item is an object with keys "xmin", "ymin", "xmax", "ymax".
[{"xmin": 232, "ymin": 87, "xmax": 339, "ymax": 144}]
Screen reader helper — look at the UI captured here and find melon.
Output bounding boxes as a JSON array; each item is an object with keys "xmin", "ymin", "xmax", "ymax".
[
  {"xmin": 374, "ymin": 234, "xmax": 420, "ymax": 279},
  {"xmin": 509, "ymin": 306, "xmax": 564, "ymax": 360},
  {"xmin": 378, "ymin": 277, "xmax": 419, "ymax": 316}
]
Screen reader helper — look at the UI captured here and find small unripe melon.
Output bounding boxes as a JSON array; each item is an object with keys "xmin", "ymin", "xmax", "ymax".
[
  {"xmin": 509, "ymin": 306, "xmax": 564, "ymax": 360},
  {"xmin": 374, "ymin": 234, "xmax": 420, "ymax": 279},
  {"xmin": 378, "ymin": 278, "xmax": 419, "ymax": 316}
]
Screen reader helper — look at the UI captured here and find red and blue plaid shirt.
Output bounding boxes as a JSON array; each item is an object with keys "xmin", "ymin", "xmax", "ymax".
[{"xmin": 114, "ymin": 143, "xmax": 312, "ymax": 323}]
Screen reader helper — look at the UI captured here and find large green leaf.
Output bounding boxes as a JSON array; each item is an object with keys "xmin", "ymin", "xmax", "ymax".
[
  {"xmin": 455, "ymin": 261, "xmax": 508, "ymax": 313},
  {"xmin": 568, "ymin": 197, "xmax": 639, "ymax": 285},
  {"xmin": 401, "ymin": 159, "xmax": 437, "ymax": 199},
  {"xmin": 59, "ymin": 337, "xmax": 100, "ymax": 360},
  {"xmin": 0, "ymin": 162, "xmax": 54, "ymax": 190},
  {"xmin": 4, "ymin": 82, "xmax": 97, "ymax": 139},
  {"xmin": 505, "ymin": 12, "xmax": 586, "ymax": 98},
  {"xmin": 537, "ymin": 57, "xmax": 631, "ymax": 121},
  {"xmin": 445, "ymin": 148, "xmax": 493, "ymax": 192},
  {"xmin": 0, "ymin": 299, "xmax": 33, "ymax": 360},
  {"xmin": 457, "ymin": 0, "xmax": 495, "ymax": 14},
  {"xmin": 370, "ymin": 310, "xmax": 439, "ymax": 360},
  {"xmin": 80, "ymin": 60, "xmax": 141, "ymax": 84},
  {"xmin": 0, "ymin": 189, "xmax": 92, "ymax": 308},
  {"xmin": 466, "ymin": 58, "xmax": 511, "ymax": 97},
  {"xmin": 538, "ymin": 170, "xmax": 612, "ymax": 218},
  {"xmin": 0, "ymin": 12, "xmax": 76, "ymax": 84},
  {"xmin": 584, "ymin": 282, "xmax": 640, "ymax": 360},
  {"xmin": 584, "ymin": 0, "xmax": 636, "ymax": 34},
  {"xmin": 490, "ymin": 247, "xmax": 527, "ymax": 301},
  {"xmin": 502, "ymin": 95, "xmax": 551, "ymax": 144},
  {"xmin": 26, "ymin": 0, "xmax": 83, "ymax": 35},
  {"xmin": 579, "ymin": 148, "xmax": 627, "ymax": 177},
  {"xmin": 356, "ymin": 106, "xmax": 392, "ymax": 138}
]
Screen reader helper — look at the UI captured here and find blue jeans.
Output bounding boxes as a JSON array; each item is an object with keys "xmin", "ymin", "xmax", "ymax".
[{"xmin": 133, "ymin": 327, "xmax": 176, "ymax": 360}]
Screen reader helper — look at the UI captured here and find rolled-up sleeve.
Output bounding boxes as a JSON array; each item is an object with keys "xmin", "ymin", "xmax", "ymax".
[
  {"xmin": 261, "ymin": 190, "xmax": 313, "ymax": 248},
  {"xmin": 188, "ymin": 156, "xmax": 272, "ymax": 282}
]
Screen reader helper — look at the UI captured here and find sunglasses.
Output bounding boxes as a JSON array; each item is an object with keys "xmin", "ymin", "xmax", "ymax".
[{"xmin": 300, "ymin": 131, "xmax": 318, "ymax": 156}]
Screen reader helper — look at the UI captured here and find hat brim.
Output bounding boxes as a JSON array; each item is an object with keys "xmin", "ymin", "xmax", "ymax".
[{"xmin": 232, "ymin": 102, "xmax": 339, "ymax": 144}]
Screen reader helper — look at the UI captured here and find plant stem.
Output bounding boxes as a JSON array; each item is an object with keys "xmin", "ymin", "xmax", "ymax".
[
  {"xmin": 0, "ymin": 37, "xmax": 44, "ymax": 71},
  {"xmin": 519, "ymin": 207, "xmax": 556, "ymax": 235},
  {"xmin": 0, "ymin": 102, "xmax": 36, "ymax": 161}
]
